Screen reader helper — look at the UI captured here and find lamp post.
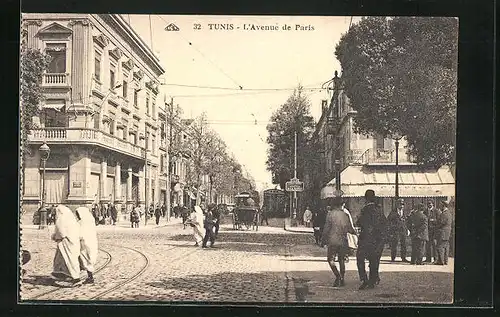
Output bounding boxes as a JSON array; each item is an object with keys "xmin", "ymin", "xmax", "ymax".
[
  {"xmin": 38, "ymin": 142, "xmax": 51, "ymax": 229},
  {"xmin": 392, "ymin": 132, "xmax": 403, "ymax": 199}
]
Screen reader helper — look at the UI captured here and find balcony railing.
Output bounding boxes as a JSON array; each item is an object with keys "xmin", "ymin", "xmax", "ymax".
[
  {"xmin": 29, "ymin": 128, "xmax": 145, "ymax": 159},
  {"xmin": 346, "ymin": 148, "xmax": 412, "ymax": 165},
  {"xmin": 43, "ymin": 73, "xmax": 70, "ymax": 86}
]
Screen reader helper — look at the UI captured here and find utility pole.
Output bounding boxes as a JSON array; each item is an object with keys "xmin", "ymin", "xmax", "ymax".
[
  {"xmin": 293, "ymin": 131, "xmax": 298, "ymax": 220},
  {"xmin": 167, "ymin": 97, "xmax": 174, "ymax": 221}
]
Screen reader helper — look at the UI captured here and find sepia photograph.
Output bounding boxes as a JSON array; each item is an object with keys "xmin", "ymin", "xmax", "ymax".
[{"xmin": 19, "ymin": 13, "xmax": 458, "ymax": 304}]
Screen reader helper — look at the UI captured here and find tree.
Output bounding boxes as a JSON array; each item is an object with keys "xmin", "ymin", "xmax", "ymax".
[
  {"xmin": 266, "ymin": 86, "xmax": 316, "ymax": 189},
  {"xmin": 20, "ymin": 45, "xmax": 51, "ymax": 165},
  {"xmin": 335, "ymin": 17, "xmax": 458, "ymax": 166}
]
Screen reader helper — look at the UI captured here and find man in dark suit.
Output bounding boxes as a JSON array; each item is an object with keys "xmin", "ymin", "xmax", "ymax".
[
  {"xmin": 424, "ymin": 200, "xmax": 440, "ymax": 263},
  {"xmin": 435, "ymin": 201, "xmax": 452, "ymax": 265},
  {"xmin": 408, "ymin": 203, "xmax": 429, "ymax": 265},
  {"xmin": 202, "ymin": 204, "xmax": 217, "ymax": 248},
  {"xmin": 321, "ymin": 198, "xmax": 357, "ymax": 287},
  {"xmin": 387, "ymin": 199, "xmax": 409, "ymax": 262},
  {"xmin": 356, "ymin": 190, "xmax": 388, "ymax": 290}
]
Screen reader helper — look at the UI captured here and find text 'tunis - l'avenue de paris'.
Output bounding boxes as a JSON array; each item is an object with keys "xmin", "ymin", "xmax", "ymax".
[{"xmin": 203, "ymin": 23, "xmax": 315, "ymax": 31}]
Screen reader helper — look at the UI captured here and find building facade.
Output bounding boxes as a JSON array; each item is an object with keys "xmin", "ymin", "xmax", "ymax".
[
  {"xmin": 22, "ymin": 14, "xmax": 166, "ymax": 221},
  {"xmin": 305, "ymin": 71, "xmax": 455, "ymax": 221}
]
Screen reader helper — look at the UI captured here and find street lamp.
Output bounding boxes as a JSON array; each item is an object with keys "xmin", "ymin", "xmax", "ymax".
[
  {"xmin": 38, "ymin": 142, "xmax": 51, "ymax": 229},
  {"xmin": 392, "ymin": 132, "xmax": 403, "ymax": 199}
]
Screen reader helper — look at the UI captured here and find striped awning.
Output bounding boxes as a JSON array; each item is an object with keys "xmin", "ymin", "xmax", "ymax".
[{"xmin": 321, "ymin": 165, "xmax": 455, "ymax": 198}]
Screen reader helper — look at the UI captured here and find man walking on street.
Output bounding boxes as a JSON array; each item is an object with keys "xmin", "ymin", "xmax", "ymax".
[
  {"xmin": 154, "ymin": 204, "xmax": 162, "ymax": 225},
  {"xmin": 424, "ymin": 200, "xmax": 440, "ymax": 263},
  {"xmin": 356, "ymin": 189, "xmax": 387, "ymax": 290},
  {"xmin": 321, "ymin": 198, "xmax": 357, "ymax": 287},
  {"xmin": 202, "ymin": 205, "xmax": 216, "ymax": 248},
  {"xmin": 408, "ymin": 203, "xmax": 429, "ymax": 265},
  {"xmin": 435, "ymin": 201, "xmax": 452, "ymax": 265},
  {"xmin": 387, "ymin": 198, "xmax": 409, "ymax": 262},
  {"xmin": 303, "ymin": 206, "xmax": 313, "ymax": 228},
  {"xmin": 260, "ymin": 206, "xmax": 269, "ymax": 226}
]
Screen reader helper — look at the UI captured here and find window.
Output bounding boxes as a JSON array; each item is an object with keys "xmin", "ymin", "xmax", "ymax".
[
  {"xmin": 375, "ymin": 133, "xmax": 384, "ymax": 149},
  {"xmin": 46, "ymin": 43, "xmax": 66, "ymax": 73},
  {"xmin": 160, "ymin": 154, "xmax": 164, "ymax": 173},
  {"xmin": 93, "ymin": 114, "xmax": 100, "ymax": 129},
  {"xmin": 109, "ymin": 119, "xmax": 115, "ymax": 135},
  {"xmin": 94, "ymin": 51, "xmax": 101, "ymax": 81},
  {"xmin": 146, "ymin": 94, "xmax": 150, "ymax": 116},
  {"xmin": 122, "ymin": 80, "xmax": 128, "ymax": 98},
  {"xmin": 152, "ymin": 99, "xmax": 156, "ymax": 118},
  {"xmin": 152, "ymin": 135, "xmax": 156, "ymax": 155},
  {"xmin": 133, "ymin": 90, "xmax": 138, "ymax": 107},
  {"xmin": 110, "ymin": 68, "xmax": 116, "ymax": 90}
]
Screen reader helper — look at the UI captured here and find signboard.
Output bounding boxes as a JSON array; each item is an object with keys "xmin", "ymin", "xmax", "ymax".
[
  {"xmin": 285, "ymin": 178, "xmax": 304, "ymax": 192},
  {"xmin": 72, "ymin": 181, "xmax": 82, "ymax": 188}
]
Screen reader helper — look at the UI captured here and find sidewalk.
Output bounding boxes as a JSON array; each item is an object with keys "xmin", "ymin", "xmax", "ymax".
[
  {"xmin": 20, "ymin": 216, "xmax": 184, "ymax": 231},
  {"xmin": 283, "ymin": 218, "xmax": 314, "ymax": 234}
]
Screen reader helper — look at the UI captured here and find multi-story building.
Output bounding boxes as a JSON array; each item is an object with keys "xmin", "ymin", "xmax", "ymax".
[
  {"xmin": 305, "ymin": 71, "xmax": 455, "ymax": 220},
  {"xmin": 21, "ymin": 14, "xmax": 166, "ymax": 221}
]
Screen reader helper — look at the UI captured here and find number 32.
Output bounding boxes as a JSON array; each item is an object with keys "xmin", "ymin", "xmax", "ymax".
[{"xmin": 193, "ymin": 24, "xmax": 201, "ymax": 30}]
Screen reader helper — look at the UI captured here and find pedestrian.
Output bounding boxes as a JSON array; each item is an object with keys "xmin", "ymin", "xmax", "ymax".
[
  {"xmin": 154, "ymin": 204, "xmax": 162, "ymax": 225},
  {"xmin": 387, "ymin": 198, "xmax": 410, "ymax": 263},
  {"xmin": 149, "ymin": 204, "xmax": 154, "ymax": 220},
  {"xmin": 161, "ymin": 204, "xmax": 166, "ymax": 218},
  {"xmin": 312, "ymin": 208, "xmax": 325, "ymax": 246},
  {"xmin": 356, "ymin": 189, "xmax": 388, "ymax": 290},
  {"xmin": 408, "ymin": 203, "xmax": 429, "ymax": 265},
  {"xmin": 91, "ymin": 203, "xmax": 99, "ymax": 226},
  {"xmin": 110, "ymin": 203, "xmax": 118, "ymax": 225},
  {"xmin": 51, "ymin": 205, "xmax": 81, "ymax": 286},
  {"xmin": 202, "ymin": 204, "xmax": 217, "ymax": 248},
  {"xmin": 180, "ymin": 205, "xmax": 189, "ymax": 229},
  {"xmin": 303, "ymin": 206, "xmax": 313, "ymax": 228},
  {"xmin": 260, "ymin": 206, "xmax": 269, "ymax": 226},
  {"xmin": 75, "ymin": 207, "xmax": 98, "ymax": 284},
  {"xmin": 187, "ymin": 206, "xmax": 204, "ymax": 246},
  {"xmin": 321, "ymin": 198, "xmax": 357, "ymax": 287},
  {"xmin": 212, "ymin": 204, "xmax": 221, "ymax": 237},
  {"xmin": 341, "ymin": 202, "xmax": 356, "ymax": 263},
  {"xmin": 435, "ymin": 201, "xmax": 452, "ymax": 265},
  {"xmin": 424, "ymin": 200, "xmax": 440, "ymax": 263},
  {"xmin": 131, "ymin": 204, "xmax": 140, "ymax": 228}
]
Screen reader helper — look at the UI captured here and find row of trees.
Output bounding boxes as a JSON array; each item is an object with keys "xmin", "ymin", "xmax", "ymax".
[{"xmin": 168, "ymin": 113, "xmax": 255, "ymax": 204}]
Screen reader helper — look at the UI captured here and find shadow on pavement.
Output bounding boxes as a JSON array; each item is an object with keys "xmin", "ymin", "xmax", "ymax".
[
  {"xmin": 145, "ymin": 271, "xmax": 288, "ymax": 302},
  {"xmin": 138, "ymin": 269, "xmax": 453, "ymax": 303},
  {"xmin": 169, "ymin": 230, "xmax": 315, "ymax": 246},
  {"xmin": 288, "ymin": 270, "xmax": 453, "ymax": 303}
]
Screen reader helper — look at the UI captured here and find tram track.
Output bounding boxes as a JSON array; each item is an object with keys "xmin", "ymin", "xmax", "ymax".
[
  {"xmin": 29, "ymin": 248, "xmax": 113, "ymax": 300},
  {"xmin": 27, "ymin": 240, "xmax": 199, "ymax": 301}
]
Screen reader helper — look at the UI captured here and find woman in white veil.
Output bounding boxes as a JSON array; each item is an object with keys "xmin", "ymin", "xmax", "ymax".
[
  {"xmin": 75, "ymin": 207, "xmax": 98, "ymax": 284},
  {"xmin": 51, "ymin": 205, "xmax": 81, "ymax": 284}
]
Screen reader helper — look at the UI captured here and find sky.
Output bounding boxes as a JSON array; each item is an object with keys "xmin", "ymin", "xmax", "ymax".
[{"xmin": 127, "ymin": 15, "xmax": 361, "ymax": 192}]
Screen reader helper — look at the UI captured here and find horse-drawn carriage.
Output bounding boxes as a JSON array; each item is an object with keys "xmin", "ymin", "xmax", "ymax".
[{"xmin": 231, "ymin": 191, "xmax": 260, "ymax": 231}]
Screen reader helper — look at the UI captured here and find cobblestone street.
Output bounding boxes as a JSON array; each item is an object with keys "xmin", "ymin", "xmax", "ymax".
[{"xmin": 20, "ymin": 218, "xmax": 453, "ymax": 303}]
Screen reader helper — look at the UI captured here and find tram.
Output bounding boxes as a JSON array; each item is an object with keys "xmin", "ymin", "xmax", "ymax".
[{"xmin": 231, "ymin": 191, "xmax": 260, "ymax": 230}]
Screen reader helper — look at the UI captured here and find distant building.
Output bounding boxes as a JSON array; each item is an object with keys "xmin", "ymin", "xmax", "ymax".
[
  {"xmin": 305, "ymin": 71, "xmax": 455, "ymax": 220},
  {"xmin": 21, "ymin": 14, "xmax": 165, "ymax": 220}
]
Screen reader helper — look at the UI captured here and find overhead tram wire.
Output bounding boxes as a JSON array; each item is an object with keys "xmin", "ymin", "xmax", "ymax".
[{"xmin": 157, "ymin": 15, "xmax": 243, "ymax": 90}]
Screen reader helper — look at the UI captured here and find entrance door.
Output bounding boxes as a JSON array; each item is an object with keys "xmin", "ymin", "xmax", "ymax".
[
  {"xmin": 89, "ymin": 173, "xmax": 100, "ymax": 203},
  {"xmin": 44, "ymin": 171, "xmax": 68, "ymax": 204}
]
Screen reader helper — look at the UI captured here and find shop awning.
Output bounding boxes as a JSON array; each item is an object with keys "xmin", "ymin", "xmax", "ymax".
[{"xmin": 321, "ymin": 165, "xmax": 455, "ymax": 199}]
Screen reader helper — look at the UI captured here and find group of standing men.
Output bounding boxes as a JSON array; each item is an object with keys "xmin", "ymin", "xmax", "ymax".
[
  {"xmin": 91, "ymin": 203, "xmax": 118, "ymax": 226},
  {"xmin": 318, "ymin": 189, "xmax": 452, "ymax": 290},
  {"xmin": 388, "ymin": 199, "xmax": 452, "ymax": 266}
]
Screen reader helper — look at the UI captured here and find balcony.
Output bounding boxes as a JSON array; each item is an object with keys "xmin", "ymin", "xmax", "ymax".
[
  {"xmin": 346, "ymin": 148, "xmax": 413, "ymax": 165},
  {"xmin": 28, "ymin": 128, "xmax": 145, "ymax": 160},
  {"xmin": 42, "ymin": 73, "xmax": 70, "ymax": 87}
]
